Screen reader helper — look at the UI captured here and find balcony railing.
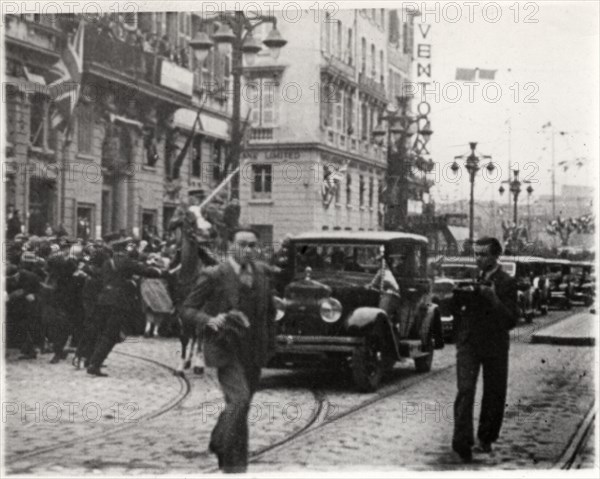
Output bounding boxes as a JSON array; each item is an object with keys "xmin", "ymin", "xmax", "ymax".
[
  {"xmin": 358, "ymin": 72, "xmax": 387, "ymax": 101},
  {"xmin": 321, "ymin": 55, "xmax": 356, "ymax": 82},
  {"xmin": 250, "ymin": 127, "xmax": 274, "ymax": 141},
  {"xmin": 84, "ymin": 28, "xmax": 161, "ymax": 84},
  {"xmin": 5, "ymin": 15, "xmax": 61, "ymax": 53}
]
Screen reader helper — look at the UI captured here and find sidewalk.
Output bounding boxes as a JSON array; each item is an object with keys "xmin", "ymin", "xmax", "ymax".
[{"xmin": 531, "ymin": 311, "xmax": 597, "ymax": 346}]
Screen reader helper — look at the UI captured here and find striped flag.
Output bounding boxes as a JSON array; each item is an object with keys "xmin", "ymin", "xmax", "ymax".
[
  {"xmin": 478, "ymin": 69, "xmax": 496, "ymax": 80},
  {"xmin": 541, "ymin": 121, "xmax": 552, "ymax": 128},
  {"xmin": 455, "ymin": 68, "xmax": 477, "ymax": 81},
  {"xmin": 48, "ymin": 19, "xmax": 84, "ymax": 131}
]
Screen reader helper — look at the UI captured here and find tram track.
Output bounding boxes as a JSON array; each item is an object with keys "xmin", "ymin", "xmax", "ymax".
[{"xmin": 6, "ymin": 350, "xmax": 192, "ymax": 465}]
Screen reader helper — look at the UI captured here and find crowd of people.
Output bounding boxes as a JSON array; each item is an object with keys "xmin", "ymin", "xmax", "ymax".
[{"xmin": 4, "ymin": 230, "xmax": 177, "ymax": 373}]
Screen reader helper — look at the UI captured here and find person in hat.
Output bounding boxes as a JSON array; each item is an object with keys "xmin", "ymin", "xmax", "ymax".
[
  {"xmin": 86, "ymin": 238, "xmax": 164, "ymax": 377},
  {"xmin": 182, "ymin": 226, "xmax": 277, "ymax": 473}
]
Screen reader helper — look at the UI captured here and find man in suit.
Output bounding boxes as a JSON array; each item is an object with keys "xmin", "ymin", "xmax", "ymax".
[
  {"xmin": 87, "ymin": 238, "xmax": 163, "ymax": 377},
  {"xmin": 451, "ymin": 237, "xmax": 519, "ymax": 462},
  {"xmin": 182, "ymin": 226, "xmax": 276, "ymax": 473}
]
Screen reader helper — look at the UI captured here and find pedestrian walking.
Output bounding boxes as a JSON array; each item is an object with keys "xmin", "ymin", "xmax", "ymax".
[
  {"xmin": 182, "ymin": 226, "xmax": 277, "ymax": 473},
  {"xmin": 451, "ymin": 237, "xmax": 519, "ymax": 462}
]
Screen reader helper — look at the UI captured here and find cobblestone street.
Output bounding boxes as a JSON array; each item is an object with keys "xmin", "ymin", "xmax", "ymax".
[{"xmin": 2, "ymin": 309, "xmax": 595, "ymax": 475}]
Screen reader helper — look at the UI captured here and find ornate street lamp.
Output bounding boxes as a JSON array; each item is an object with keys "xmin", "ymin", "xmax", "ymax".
[
  {"xmin": 189, "ymin": 13, "xmax": 287, "ymax": 197},
  {"xmin": 499, "ymin": 167, "xmax": 533, "ymax": 225},
  {"xmin": 453, "ymin": 142, "xmax": 494, "ymax": 244},
  {"xmin": 372, "ymin": 96, "xmax": 434, "ymax": 231}
]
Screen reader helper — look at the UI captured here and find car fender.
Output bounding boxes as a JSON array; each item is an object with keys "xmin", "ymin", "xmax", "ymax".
[
  {"xmin": 418, "ymin": 302, "xmax": 440, "ymax": 347},
  {"xmin": 346, "ymin": 307, "xmax": 400, "ymax": 359}
]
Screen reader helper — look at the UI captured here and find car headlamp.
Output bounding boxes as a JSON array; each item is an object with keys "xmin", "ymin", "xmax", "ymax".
[
  {"xmin": 319, "ymin": 297, "xmax": 342, "ymax": 323},
  {"xmin": 274, "ymin": 296, "xmax": 286, "ymax": 321}
]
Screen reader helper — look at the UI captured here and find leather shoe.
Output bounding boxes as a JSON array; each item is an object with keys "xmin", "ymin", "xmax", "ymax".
[
  {"xmin": 474, "ymin": 441, "xmax": 492, "ymax": 453},
  {"xmin": 87, "ymin": 367, "xmax": 108, "ymax": 377},
  {"xmin": 453, "ymin": 444, "xmax": 472, "ymax": 463}
]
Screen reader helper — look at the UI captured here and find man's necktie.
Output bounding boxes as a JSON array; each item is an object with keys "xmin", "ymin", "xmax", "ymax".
[{"xmin": 239, "ymin": 263, "xmax": 254, "ymax": 288}]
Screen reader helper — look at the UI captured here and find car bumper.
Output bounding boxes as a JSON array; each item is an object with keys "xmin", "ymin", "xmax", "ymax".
[{"xmin": 274, "ymin": 335, "xmax": 364, "ymax": 354}]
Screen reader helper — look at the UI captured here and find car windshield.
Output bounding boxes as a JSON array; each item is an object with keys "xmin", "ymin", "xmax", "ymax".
[
  {"xmin": 440, "ymin": 264, "xmax": 477, "ymax": 280},
  {"xmin": 294, "ymin": 243, "xmax": 382, "ymax": 274},
  {"xmin": 433, "ymin": 282, "xmax": 455, "ymax": 294}
]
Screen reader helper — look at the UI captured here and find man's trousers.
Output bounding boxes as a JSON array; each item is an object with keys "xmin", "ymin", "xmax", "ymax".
[{"xmin": 453, "ymin": 344, "xmax": 509, "ymax": 449}]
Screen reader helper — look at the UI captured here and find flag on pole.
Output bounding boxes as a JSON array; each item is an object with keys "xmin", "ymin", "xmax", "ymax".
[
  {"xmin": 48, "ymin": 19, "xmax": 84, "ymax": 131},
  {"xmin": 478, "ymin": 69, "xmax": 496, "ymax": 80},
  {"xmin": 171, "ymin": 110, "xmax": 201, "ymax": 180},
  {"xmin": 455, "ymin": 68, "xmax": 477, "ymax": 81},
  {"xmin": 541, "ymin": 121, "xmax": 552, "ymax": 128},
  {"xmin": 321, "ymin": 161, "xmax": 349, "ymax": 206}
]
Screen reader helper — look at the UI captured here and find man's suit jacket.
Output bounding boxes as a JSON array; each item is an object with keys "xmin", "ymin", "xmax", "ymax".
[
  {"xmin": 97, "ymin": 253, "xmax": 162, "ymax": 313},
  {"xmin": 452, "ymin": 266, "xmax": 519, "ymax": 356},
  {"xmin": 182, "ymin": 260, "xmax": 276, "ymax": 369}
]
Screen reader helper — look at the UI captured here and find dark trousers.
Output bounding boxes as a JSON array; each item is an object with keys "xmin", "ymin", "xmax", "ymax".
[
  {"xmin": 88, "ymin": 306, "xmax": 124, "ymax": 370},
  {"xmin": 453, "ymin": 344, "xmax": 509, "ymax": 449},
  {"xmin": 209, "ymin": 359, "xmax": 261, "ymax": 473},
  {"xmin": 76, "ymin": 306, "xmax": 102, "ymax": 363}
]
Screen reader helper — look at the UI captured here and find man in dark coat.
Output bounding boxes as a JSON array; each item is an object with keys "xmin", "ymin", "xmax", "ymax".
[
  {"xmin": 87, "ymin": 238, "xmax": 163, "ymax": 377},
  {"xmin": 182, "ymin": 226, "xmax": 276, "ymax": 473},
  {"xmin": 5, "ymin": 262, "xmax": 42, "ymax": 357},
  {"xmin": 451, "ymin": 237, "xmax": 519, "ymax": 462}
]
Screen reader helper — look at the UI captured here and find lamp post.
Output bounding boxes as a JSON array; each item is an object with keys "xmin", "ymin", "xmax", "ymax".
[
  {"xmin": 189, "ymin": 12, "xmax": 287, "ymax": 198},
  {"xmin": 372, "ymin": 96, "xmax": 433, "ymax": 231},
  {"xmin": 498, "ymin": 167, "xmax": 533, "ymax": 225},
  {"xmin": 526, "ymin": 184, "xmax": 533, "ymax": 234},
  {"xmin": 451, "ymin": 142, "xmax": 494, "ymax": 244}
]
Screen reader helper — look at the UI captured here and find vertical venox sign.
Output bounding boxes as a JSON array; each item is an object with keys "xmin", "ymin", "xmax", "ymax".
[{"xmin": 413, "ymin": 20, "xmax": 432, "ymax": 109}]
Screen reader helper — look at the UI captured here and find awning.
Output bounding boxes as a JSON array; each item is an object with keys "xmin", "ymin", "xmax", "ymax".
[{"xmin": 173, "ymin": 109, "xmax": 230, "ymax": 140}]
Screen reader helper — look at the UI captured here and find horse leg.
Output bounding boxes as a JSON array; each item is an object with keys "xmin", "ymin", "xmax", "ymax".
[
  {"xmin": 184, "ymin": 334, "xmax": 194, "ymax": 370},
  {"xmin": 144, "ymin": 316, "xmax": 153, "ymax": 338},
  {"xmin": 175, "ymin": 317, "xmax": 188, "ymax": 377},
  {"xmin": 192, "ymin": 333, "xmax": 204, "ymax": 375}
]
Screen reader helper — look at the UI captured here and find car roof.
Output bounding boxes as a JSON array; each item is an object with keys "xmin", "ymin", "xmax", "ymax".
[
  {"xmin": 499, "ymin": 255, "xmax": 548, "ymax": 263},
  {"xmin": 431, "ymin": 255, "xmax": 477, "ymax": 264},
  {"xmin": 544, "ymin": 258, "xmax": 572, "ymax": 265},
  {"xmin": 291, "ymin": 231, "xmax": 428, "ymax": 244}
]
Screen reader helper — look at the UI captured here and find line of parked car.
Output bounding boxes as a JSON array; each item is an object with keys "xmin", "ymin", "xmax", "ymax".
[
  {"xmin": 265, "ymin": 230, "xmax": 595, "ymax": 392},
  {"xmin": 430, "ymin": 255, "xmax": 596, "ymax": 341}
]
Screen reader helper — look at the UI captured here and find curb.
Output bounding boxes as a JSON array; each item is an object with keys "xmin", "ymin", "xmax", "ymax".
[
  {"xmin": 557, "ymin": 403, "xmax": 596, "ymax": 469},
  {"xmin": 530, "ymin": 335, "xmax": 595, "ymax": 346}
]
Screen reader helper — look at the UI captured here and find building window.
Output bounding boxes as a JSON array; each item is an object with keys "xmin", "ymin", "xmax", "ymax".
[
  {"xmin": 324, "ymin": 12, "xmax": 331, "ymax": 53},
  {"xmin": 335, "ymin": 90, "xmax": 344, "ymax": 132},
  {"xmin": 361, "ymin": 103, "xmax": 368, "ymax": 140},
  {"xmin": 248, "ymin": 78, "xmax": 279, "ymax": 127},
  {"xmin": 371, "ymin": 44, "xmax": 376, "ymax": 78},
  {"xmin": 336, "ymin": 20, "xmax": 342, "ymax": 58},
  {"xmin": 369, "ymin": 177, "xmax": 374, "ymax": 207},
  {"xmin": 361, "ymin": 37, "xmax": 366, "ymax": 75},
  {"xmin": 192, "ymin": 136, "xmax": 202, "ymax": 178},
  {"xmin": 252, "ymin": 164, "xmax": 272, "ymax": 199},
  {"xmin": 345, "ymin": 91, "xmax": 354, "ymax": 135},
  {"xmin": 379, "ymin": 50, "xmax": 384, "ymax": 85},
  {"xmin": 347, "ymin": 28, "xmax": 353, "ymax": 65},
  {"xmin": 346, "ymin": 173, "xmax": 352, "ymax": 205},
  {"xmin": 29, "ymin": 93, "xmax": 46, "ymax": 148},
  {"xmin": 359, "ymin": 175, "xmax": 365, "ymax": 207},
  {"xmin": 77, "ymin": 103, "xmax": 93, "ymax": 154}
]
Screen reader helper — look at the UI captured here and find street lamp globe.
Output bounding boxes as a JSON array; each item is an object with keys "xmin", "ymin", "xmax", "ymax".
[
  {"xmin": 189, "ymin": 31, "xmax": 214, "ymax": 64},
  {"xmin": 486, "ymin": 162, "xmax": 495, "ymax": 172},
  {"xmin": 213, "ymin": 23, "xmax": 235, "ymax": 44},
  {"xmin": 263, "ymin": 27, "xmax": 287, "ymax": 59},
  {"xmin": 499, "ymin": 185, "xmax": 505, "ymax": 195},
  {"xmin": 527, "ymin": 185, "xmax": 534, "ymax": 195},
  {"xmin": 242, "ymin": 33, "xmax": 262, "ymax": 65}
]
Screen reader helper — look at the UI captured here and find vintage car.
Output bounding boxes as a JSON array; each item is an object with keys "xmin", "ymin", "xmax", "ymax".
[
  {"xmin": 569, "ymin": 261, "xmax": 595, "ymax": 306},
  {"xmin": 270, "ymin": 231, "xmax": 443, "ymax": 392},
  {"xmin": 545, "ymin": 258, "xmax": 574, "ymax": 310},
  {"xmin": 499, "ymin": 255, "xmax": 549, "ymax": 322}
]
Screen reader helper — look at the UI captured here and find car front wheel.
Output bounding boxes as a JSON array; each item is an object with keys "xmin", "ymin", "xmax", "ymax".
[{"xmin": 351, "ymin": 329, "xmax": 390, "ymax": 392}]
